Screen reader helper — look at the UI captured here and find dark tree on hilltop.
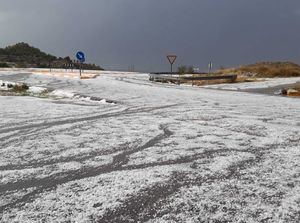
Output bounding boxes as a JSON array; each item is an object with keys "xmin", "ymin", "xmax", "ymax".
[
  {"xmin": 0, "ymin": 42, "xmax": 104, "ymax": 70},
  {"xmin": 3, "ymin": 42, "xmax": 56, "ymax": 61}
]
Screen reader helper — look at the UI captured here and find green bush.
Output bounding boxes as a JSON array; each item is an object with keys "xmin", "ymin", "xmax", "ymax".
[
  {"xmin": 178, "ymin": 66, "xmax": 187, "ymax": 75},
  {"xmin": 0, "ymin": 62, "xmax": 10, "ymax": 68},
  {"xmin": 178, "ymin": 65, "xmax": 195, "ymax": 74}
]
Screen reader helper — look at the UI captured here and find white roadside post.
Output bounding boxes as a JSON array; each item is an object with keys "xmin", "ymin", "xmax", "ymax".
[
  {"xmin": 208, "ymin": 62, "xmax": 213, "ymax": 75},
  {"xmin": 193, "ymin": 67, "xmax": 199, "ymax": 86}
]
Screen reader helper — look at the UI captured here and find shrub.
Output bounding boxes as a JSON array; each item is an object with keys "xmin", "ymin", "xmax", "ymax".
[
  {"xmin": 187, "ymin": 66, "xmax": 194, "ymax": 74},
  {"xmin": 7, "ymin": 84, "xmax": 13, "ymax": 88},
  {"xmin": 0, "ymin": 62, "xmax": 10, "ymax": 68},
  {"xmin": 178, "ymin": 65, "xmax": 187, "ymax": 75},
  {"xmin": 178, "ymin": 65, "xmax": 195, "ymax": 74},
  {"xmin": 12, "ymin": 83, "xmax": 29, "ymax": 92}
]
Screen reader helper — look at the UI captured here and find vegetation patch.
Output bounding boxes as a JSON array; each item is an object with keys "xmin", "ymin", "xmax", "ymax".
[
  {"xmin": 0, "ymin": 62, "xmax": 10, "ymax": 68},
  {"xmin": 281, "ymin": 83, "xmax": 300, "ymax": 97},
  {"xmin": 0, "ymin": 80, "xmax": 31, "ymax": 96},
  {"xmin": 191, "ymin": 78, "xmax": 236, "ymax": 86},
  {"xmin": 217, "ymin": 62, "xmax": 300, "ymax": 78},
  {"xmin": 12, "ymin": 83, "xmax": 29, "ymax": 92}
]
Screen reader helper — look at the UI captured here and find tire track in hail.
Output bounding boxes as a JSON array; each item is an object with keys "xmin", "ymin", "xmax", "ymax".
[
  {"xmin": 0, "ymin": 125, "xmax": 173, "ymax": 213},
  {"xmin": 96, "ymin": 154, "xmax": 261, "ymax": 222},
  {"xmin": 0, "ymin": 120, "xmax": 92, "ymax": 149},
  {"xmin": 96, "ymin": 140, "xmax": 299, "ymax": 222},
  {"xmin": 0, "ymin": 104, "xmax": 179, "ymax": 135},
  {"xmin": 0, "ymin": 142, "xmax": 133, "ymax": 171}
]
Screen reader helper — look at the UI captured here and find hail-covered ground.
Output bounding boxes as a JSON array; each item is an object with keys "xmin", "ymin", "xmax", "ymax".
[{"xmin": 0, "ymin": 70, "xmax": 299, "ymax": 223}]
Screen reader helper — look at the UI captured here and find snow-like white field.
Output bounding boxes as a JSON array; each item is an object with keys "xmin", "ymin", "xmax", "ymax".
[{"xmin": 0, "ymin": 70, "xmax": 299, "ymax": 222}]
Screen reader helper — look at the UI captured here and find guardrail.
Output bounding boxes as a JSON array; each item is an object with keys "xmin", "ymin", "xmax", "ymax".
[{"xmin": 149, "ymin": 73, "xmax": 237, "ymax": 83}]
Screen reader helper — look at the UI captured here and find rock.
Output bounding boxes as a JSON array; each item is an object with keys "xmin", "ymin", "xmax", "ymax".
[{"xmin": 280, "ymin": 89, "xmax": 287, "ymax": 95}]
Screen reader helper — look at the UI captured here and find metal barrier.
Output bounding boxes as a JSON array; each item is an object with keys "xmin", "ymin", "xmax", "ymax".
[{"xmin": 149, "ymin": 73, "xmax": 237, "ymax": 83}]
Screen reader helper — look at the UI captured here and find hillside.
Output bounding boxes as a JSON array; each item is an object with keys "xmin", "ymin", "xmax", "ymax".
[
  {"xmin": 0, "ymin": 42, "xmax": 103, "ymax": 70},
  {"xmin": 217, "ymin": 62, "xmax": 300, "ymax": 78}
]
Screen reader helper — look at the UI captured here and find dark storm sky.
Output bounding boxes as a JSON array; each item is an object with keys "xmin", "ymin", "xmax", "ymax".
[{"xmin": 1, "ymin": 0, "xmax": 300, "ymax": 72}]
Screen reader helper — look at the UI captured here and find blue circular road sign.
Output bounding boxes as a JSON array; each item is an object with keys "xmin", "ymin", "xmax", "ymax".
[{"xmin": 76, "ymin": 51, "xmax": 85, "ymax": 63}]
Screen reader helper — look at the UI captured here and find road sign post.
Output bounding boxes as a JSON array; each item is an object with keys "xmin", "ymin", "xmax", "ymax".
[
  {"xmin": 167, "ymin": 55, "xmax": 177, "ymax": 76},
  {"xmin": 208, "ymin": 62, "xmax": 213, "ymax": 75},
  {"xmin": 76, "ymin": 51, "xmax": 85, "ymax": 78},
  {"xmin": 192, "ymin": 67, "xmax": 199, "ymax": 86}
]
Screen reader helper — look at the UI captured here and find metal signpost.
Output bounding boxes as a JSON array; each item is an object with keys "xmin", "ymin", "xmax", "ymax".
[
  {"xmin": 208, "ymin": 62, "xmax": 213, "ymax": 75},
  {"xmin": 76, "ymin": 51, "xmax": 85, "ymax": 78},
  {"xmin": 192, "ymin": 67, "xmax": 199, "ymax": 86},
  {"xmin": 167, "ymin": 55, "xmax": 177, "ymax": 75}
]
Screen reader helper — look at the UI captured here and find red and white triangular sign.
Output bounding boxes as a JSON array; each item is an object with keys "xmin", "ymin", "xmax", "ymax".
[{"xmin": 167, "ymin": 55, "xmax": 177, "ymax": 65}]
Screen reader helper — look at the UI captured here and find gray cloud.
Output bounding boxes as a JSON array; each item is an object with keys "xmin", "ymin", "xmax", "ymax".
[{"xmin": 1, "ymin": 0, "xmax": 300, "ymax": 71}]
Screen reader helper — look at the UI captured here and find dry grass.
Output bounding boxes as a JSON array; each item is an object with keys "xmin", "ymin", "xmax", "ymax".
[
  {"xmin": 280, "ymin": 83, "xmax": 300, "ymax": 97},
  {"xmin": 287, "ymin": 91, "xmax": 300, "ymax": 97},
  {"xmin": 293, "ymin": 83, "xmax": 300, "ymax": 91},
  {"xmin": 217, "ymin": 62, "xmax": 300, "ymax": 78},
  {"xmin": 234, "ymin": 76, "xmax": 261, "ymax": 83},
  {"xmin": 180, "ymin": 75, "xmax": 258, "ymax": 86},
  {"xmin": 184, "ymin": 79, "xmax": 234, "ymax": 86},
  {"xmin": 288, "ymin": 83, "xmax": 300, "ymax": 97}
]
